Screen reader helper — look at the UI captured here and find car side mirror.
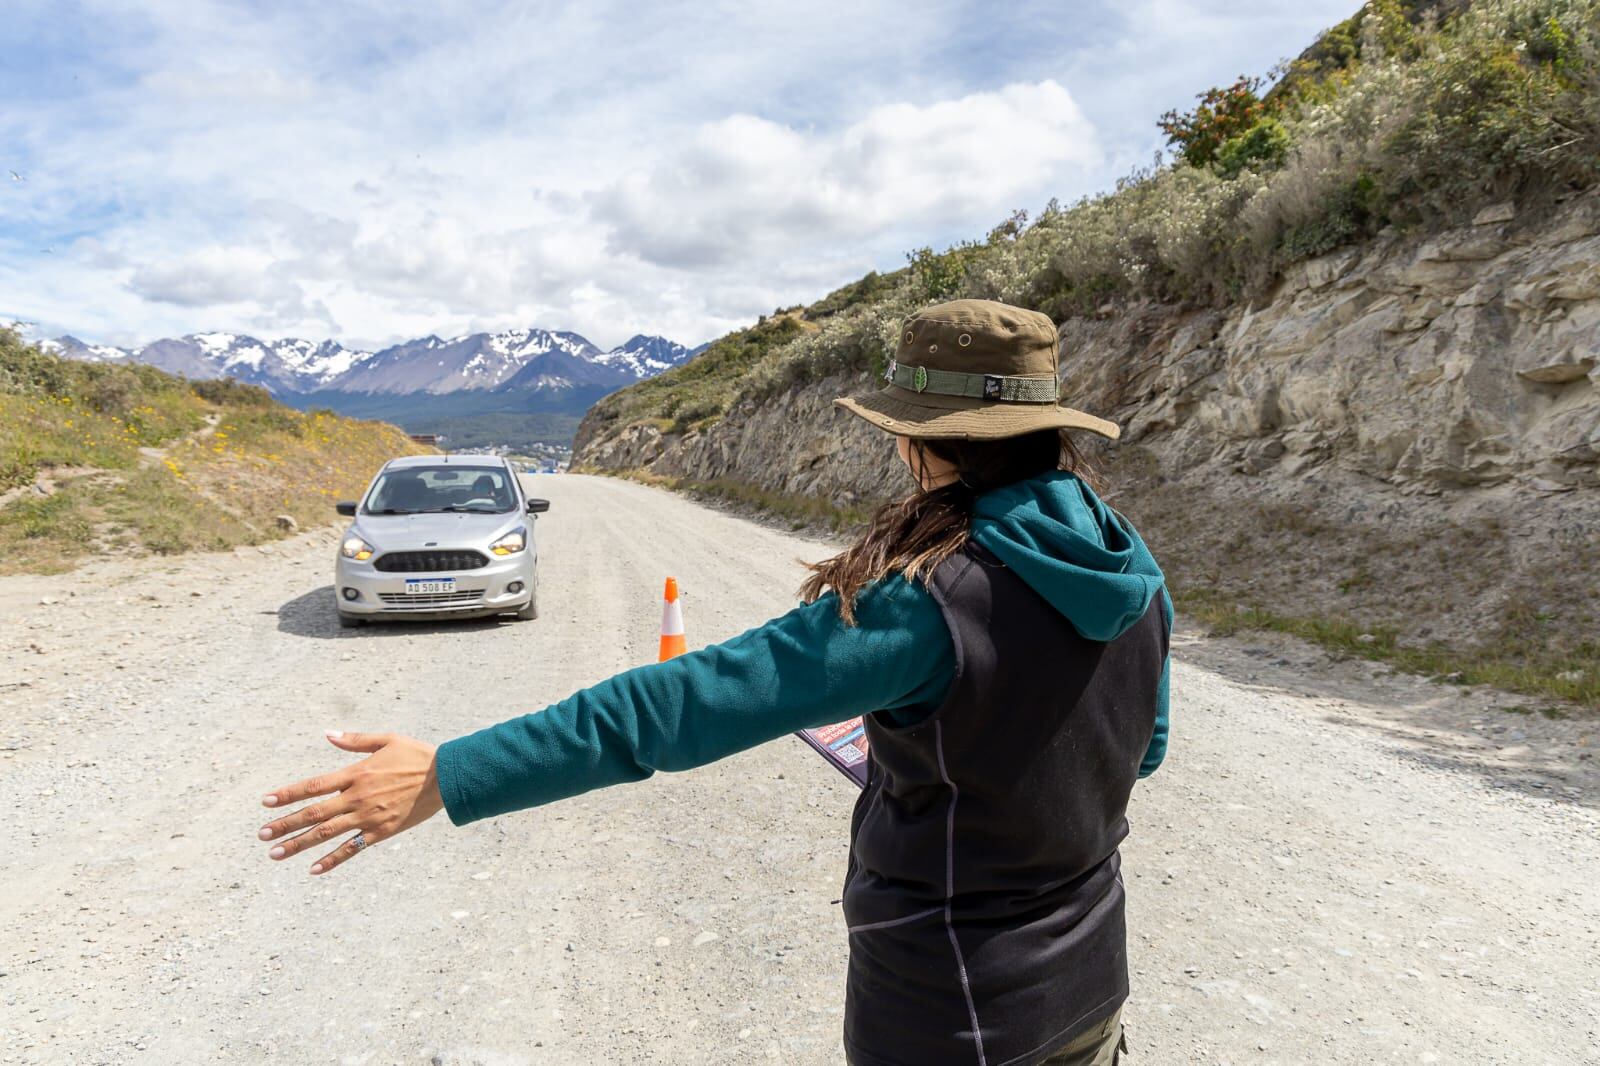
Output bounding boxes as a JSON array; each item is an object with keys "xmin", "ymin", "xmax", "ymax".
[
  {"xmin": 526, "ymin": 498, "xmax": 550, "ymax": 514},
  {"xmin": 336, "ymin": 501, "xmax": 357, "ymax": 517}
]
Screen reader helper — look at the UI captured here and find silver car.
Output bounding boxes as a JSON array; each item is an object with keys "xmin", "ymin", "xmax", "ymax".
[{"xmin": 332, "ymin": 455, "xmax": 548, "ymax": 627}]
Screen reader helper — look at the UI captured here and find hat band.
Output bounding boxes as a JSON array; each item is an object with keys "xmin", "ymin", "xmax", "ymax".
[{"xmin": 885, "ymin": 360, "xmax": 1058, "ymax": 404}]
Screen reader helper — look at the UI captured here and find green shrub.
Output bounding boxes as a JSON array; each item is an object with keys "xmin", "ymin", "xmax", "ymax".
[
  {"xmin": 1272, "ymin": 0, "xmax": 1463, "ymax": 104},
  {"xmin": 907, "ymin": 243, "xmax": 981, "ymax": 301},
  {"xmin": 190, "ymin": 377, "xmax": 274, "ymax": 407},
  {"xmin": 2, "ymin": 490, "xmax": 90, "ymax": 542},
  {"xmin": 1214, "ymin": 116, "xmax": 1294, "ymax": 178},
  {"xmin": 84, "ymin": 370, "xmax": 138, "ymax": 414},
  {"xmin": 808, "ymin": 270, "xmax": 905, "ymax": 320},
  {"xmin": 1160, "ymin": 75, "xmax": 1272, "ymax": 169},
  {"xmin": 1278, "ymin": 172, "xmax": 1384, "ymax": 261},
  {"xmin": 0, "ymin": 329, "xmax": 70, "ymax": 395}
]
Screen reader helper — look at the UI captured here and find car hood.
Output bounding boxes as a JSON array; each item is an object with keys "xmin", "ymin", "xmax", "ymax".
[{"xmin": 351, "ymin": 511, "xmax": 523, "ymax": 550}]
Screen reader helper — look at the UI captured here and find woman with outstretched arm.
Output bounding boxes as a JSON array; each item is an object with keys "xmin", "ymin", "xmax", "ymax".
[{"xmin": 258, "ymin": 299, "xmax": 1172, "ymax": 1066}]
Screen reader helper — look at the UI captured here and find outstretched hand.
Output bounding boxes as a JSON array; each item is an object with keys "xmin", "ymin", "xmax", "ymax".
[{"xmin": 259, "ymin": 731, "xmax": 444, "ymax": 876}]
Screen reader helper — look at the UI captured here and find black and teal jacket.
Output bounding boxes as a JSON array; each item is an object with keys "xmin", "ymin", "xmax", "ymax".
[
  {"xmin": 436, "ymin": 471, "xmax": 1171, "ymax": 825},
  {"xmin": 840, "ymin": 534, "xmax": 1166, "ymax": 1064},
  {"xmin": 437, "ymin": 470, "xmax": 1171, "ymax": 1064}
]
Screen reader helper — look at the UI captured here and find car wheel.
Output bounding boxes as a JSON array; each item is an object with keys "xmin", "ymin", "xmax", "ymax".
[
  {"xmin": 337, "ymin": 610, "xmax": 365, "ymax": 628},
  {"xmin": 515, "ymin": 577, "xmax": 539, "ymax": 621}
]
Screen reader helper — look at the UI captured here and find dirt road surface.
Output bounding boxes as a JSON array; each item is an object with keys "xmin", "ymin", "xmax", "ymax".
[{"xmin": 3, "ymin": 473, "xmax": 1597, "ymax": 1065}]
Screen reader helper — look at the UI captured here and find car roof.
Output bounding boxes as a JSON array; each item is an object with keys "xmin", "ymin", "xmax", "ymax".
[{"xmin": 383, "ymin": 454, "xmax": 511, "ymax": 470}]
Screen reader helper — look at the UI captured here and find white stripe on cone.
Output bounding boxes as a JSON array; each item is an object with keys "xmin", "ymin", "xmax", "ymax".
[{"xmin": 661, "ymin": 599, "xmax": 684, "ymax": 637}]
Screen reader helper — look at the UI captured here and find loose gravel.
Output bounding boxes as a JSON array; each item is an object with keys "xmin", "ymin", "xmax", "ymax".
[{"xmin": 1, "ymin": 474, "xmax": 1596, "ymax": 1064}]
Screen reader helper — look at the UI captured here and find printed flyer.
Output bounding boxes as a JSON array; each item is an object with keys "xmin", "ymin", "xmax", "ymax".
[{"xmin": 796, "ymin": 718, "xmax": 870, "ymax": 788}]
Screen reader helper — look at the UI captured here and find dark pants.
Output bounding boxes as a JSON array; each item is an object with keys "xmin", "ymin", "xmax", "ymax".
[{"xmin": 1038, "ymin": 1007, "xmax": 1125, "ymax": 1066}]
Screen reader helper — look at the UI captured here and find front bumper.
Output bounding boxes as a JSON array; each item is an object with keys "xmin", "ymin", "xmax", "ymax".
[{"xmin": 334, "ymin": 548, "xmax": 535, "ymax": 620}]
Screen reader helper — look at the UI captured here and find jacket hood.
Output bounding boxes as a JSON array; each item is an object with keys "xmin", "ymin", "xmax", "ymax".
[{"xmin": 970, "ymin": 470, "xmax": 1166, "ymax": 642}]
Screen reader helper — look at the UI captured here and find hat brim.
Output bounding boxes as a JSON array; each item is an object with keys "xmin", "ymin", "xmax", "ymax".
[{"xmin": 834, "ymin": 385, "xmax": 1120, "ymax": 441}]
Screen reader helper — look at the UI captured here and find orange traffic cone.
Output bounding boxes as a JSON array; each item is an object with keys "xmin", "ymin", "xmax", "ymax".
[{"xmin": 659, "ymin": 577, "xmax": 687, "ymax": 661}]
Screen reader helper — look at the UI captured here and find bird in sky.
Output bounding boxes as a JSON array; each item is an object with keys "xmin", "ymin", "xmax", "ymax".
[{"xmin": 7, "ymin": 170, "xmax": 22, "ymax": 182}]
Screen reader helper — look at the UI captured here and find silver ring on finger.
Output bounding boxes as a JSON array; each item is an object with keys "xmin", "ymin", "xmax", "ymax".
[{"xmin": 350, "ymin": 831, "xmax": 368, "ymax": 851}]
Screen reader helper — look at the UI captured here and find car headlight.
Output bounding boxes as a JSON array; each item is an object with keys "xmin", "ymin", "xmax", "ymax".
[
  {"xmin": 341, "ymin": 534, "xmax": 374, "ymax": 561},
  {"xmin": 490, "ymin": 528, "xmax": 527, "ymax": 556}
]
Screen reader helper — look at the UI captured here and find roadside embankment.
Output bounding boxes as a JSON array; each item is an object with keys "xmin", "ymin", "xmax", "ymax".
[{"xmin": 574, "ymin": 195, "xmax": 1600, "ymax": 711}]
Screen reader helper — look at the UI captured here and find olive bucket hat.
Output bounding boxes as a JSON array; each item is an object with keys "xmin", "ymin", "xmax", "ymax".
[{"xmin": 834, "ymin": 298, "xmax": 1119, "ymax": 441}]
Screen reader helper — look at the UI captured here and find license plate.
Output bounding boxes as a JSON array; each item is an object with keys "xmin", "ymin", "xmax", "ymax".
[{"xmin": 405, "ymin": 578, "xmax": 456, "ymax": 595}]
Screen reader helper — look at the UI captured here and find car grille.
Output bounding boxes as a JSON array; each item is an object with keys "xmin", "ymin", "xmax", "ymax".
[
  {"xmin": 373, "ymin": 550, "xmax": 489, "ymax": 573},
  {"xmin": 377, "ymin": 589, "xmax": 487, "ymax": 609}
]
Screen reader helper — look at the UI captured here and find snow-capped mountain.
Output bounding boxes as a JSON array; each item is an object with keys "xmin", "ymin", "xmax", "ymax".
[
  {"xmin": 493, "ymin": 347, "xmax": 634, "ymax": 394},
  {"xmin": 592, "ymin": 334, "xmax": 696, "ymax": 378},
  {"xmin": 48, "ymin": 332, "xmax": 375, "ymax": 395},
  {"xmin": 46, "ymin": 335, "xmax": 128, "ymax": 363},
  {"xmin": 44, "ymin": 327, "xmax": 694, "ymax": 399},
  {"xmin": 332, "ymin": 328, "xmax": 624, "ymax": 395}
]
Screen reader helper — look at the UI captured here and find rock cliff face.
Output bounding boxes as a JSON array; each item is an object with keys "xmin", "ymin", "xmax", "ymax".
[
  {"xmin": 578, "ymin": 192, "xmax": 1599, "ymax": 503},
  {"xmin": 1112, "ymin": 195, "xmax": 1599, "ymax": 494},
  {"xmin": 575, "ymin": 193, "xmax": 1600, "ymax": 670},
  {"xmin": 573, "ymin": 371, "xmax": 891, "ymax": 505}
]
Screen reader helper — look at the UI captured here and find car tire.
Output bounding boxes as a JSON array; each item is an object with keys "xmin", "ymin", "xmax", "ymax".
[
  {"xmin": 337, "ymin": 610, "xmax": 365, "ymax": 628},
  {"xmin": 515, "ymin": 577, "xmax": 539, "ymax": 621}
]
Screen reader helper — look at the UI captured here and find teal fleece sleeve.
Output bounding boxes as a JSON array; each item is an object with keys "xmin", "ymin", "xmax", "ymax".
[
  {"xmin": 1137, "ymin": 588, "xmax": 1173, "ymax": 779},
  {"xmin": 434, "ymin": 575, "xmax": 953, "ymax": 826}
]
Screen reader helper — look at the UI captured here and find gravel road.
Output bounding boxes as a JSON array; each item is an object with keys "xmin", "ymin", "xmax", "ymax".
[{"xmin": 2, "ymin": 473, "xmax": 1597, "ymax": 1065}]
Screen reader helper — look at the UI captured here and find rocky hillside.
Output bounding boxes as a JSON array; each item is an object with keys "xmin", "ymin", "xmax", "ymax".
[{"xmin": 574, "ymin": 0, "xmax": 1600, "ymax": 707}]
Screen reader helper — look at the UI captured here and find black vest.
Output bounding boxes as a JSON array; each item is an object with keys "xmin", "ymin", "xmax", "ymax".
[{"xmin": 842, "ymin": 547, "xmax": 1167, "ymax": 1066}]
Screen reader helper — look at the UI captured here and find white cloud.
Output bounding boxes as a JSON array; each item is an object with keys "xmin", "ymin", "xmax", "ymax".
[
  {"xmin": 0, "ymin": 0, "xmax": 1359, "ymax": 350},
  {"xmin": 128, "ymin": 246, "xmax": 281, "ymax": 307},
  {"xmin": 594, "ymin": 82, "xmax": 1100, "ymax": 269},
  {"xmin": 126, "ymin": 245, "xmax": 337, "ymax": 333}
]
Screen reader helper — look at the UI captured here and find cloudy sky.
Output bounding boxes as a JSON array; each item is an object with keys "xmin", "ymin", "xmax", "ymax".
[{"xmin": 2, "ymin": 0, "xmax": 1356, "ymax": 351}]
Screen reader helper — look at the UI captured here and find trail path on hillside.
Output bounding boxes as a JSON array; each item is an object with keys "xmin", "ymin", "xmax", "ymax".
[
  {"xmin": 135, "ymin": 411, "xmax": 221, "ymax": 466},
  {"xmin": 0, "ymin": 413, "xmax": 225, "ymax": 512},
  {"xmin": 1, "ymin": 474, "xmax": 1596, "ymax": 1065}
]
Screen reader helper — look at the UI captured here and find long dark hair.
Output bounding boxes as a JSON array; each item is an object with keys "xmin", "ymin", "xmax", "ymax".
[{"xmin": 799, "ymin": 429, "xmax": 1100, "ymax": 623}]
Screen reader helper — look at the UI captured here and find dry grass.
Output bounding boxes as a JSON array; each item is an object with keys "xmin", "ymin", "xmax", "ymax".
[
  {"xmin": 0, "ymin": 390, "xmax": 206, "ymax": 490},
  {"xmin": 1178, "ymin": 589, "xmax": 1600, "ymax": 712},
  {"xmin": 0, "ymin": 331, "xmax": 427, "ymax": 574},
  {"xmin": 681, "ymin": 477, "xmax": 876, "ymax": 532},
  {"xmin": 594, "ymin": 466, "xmax": 875, "ymax": 533}
]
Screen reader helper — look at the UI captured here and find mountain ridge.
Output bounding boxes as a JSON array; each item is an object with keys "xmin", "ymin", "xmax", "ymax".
[{"xmin": 42, "ymin": 326, "xmax": 696, "ymax": 399}]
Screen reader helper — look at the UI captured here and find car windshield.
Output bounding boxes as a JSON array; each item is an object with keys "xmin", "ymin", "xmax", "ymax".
[{"xmin": 363, "ymin": 466, "xmax": 516, "ymax": 514}]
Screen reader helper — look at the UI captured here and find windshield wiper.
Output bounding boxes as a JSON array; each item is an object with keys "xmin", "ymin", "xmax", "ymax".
[
  {"xmin": 436, "ymin": 505, "xmax": 505, "ymax": 513},
  {"xmin": 366, "ymin": 508, "xmax": 420, "ymax": 515}
]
